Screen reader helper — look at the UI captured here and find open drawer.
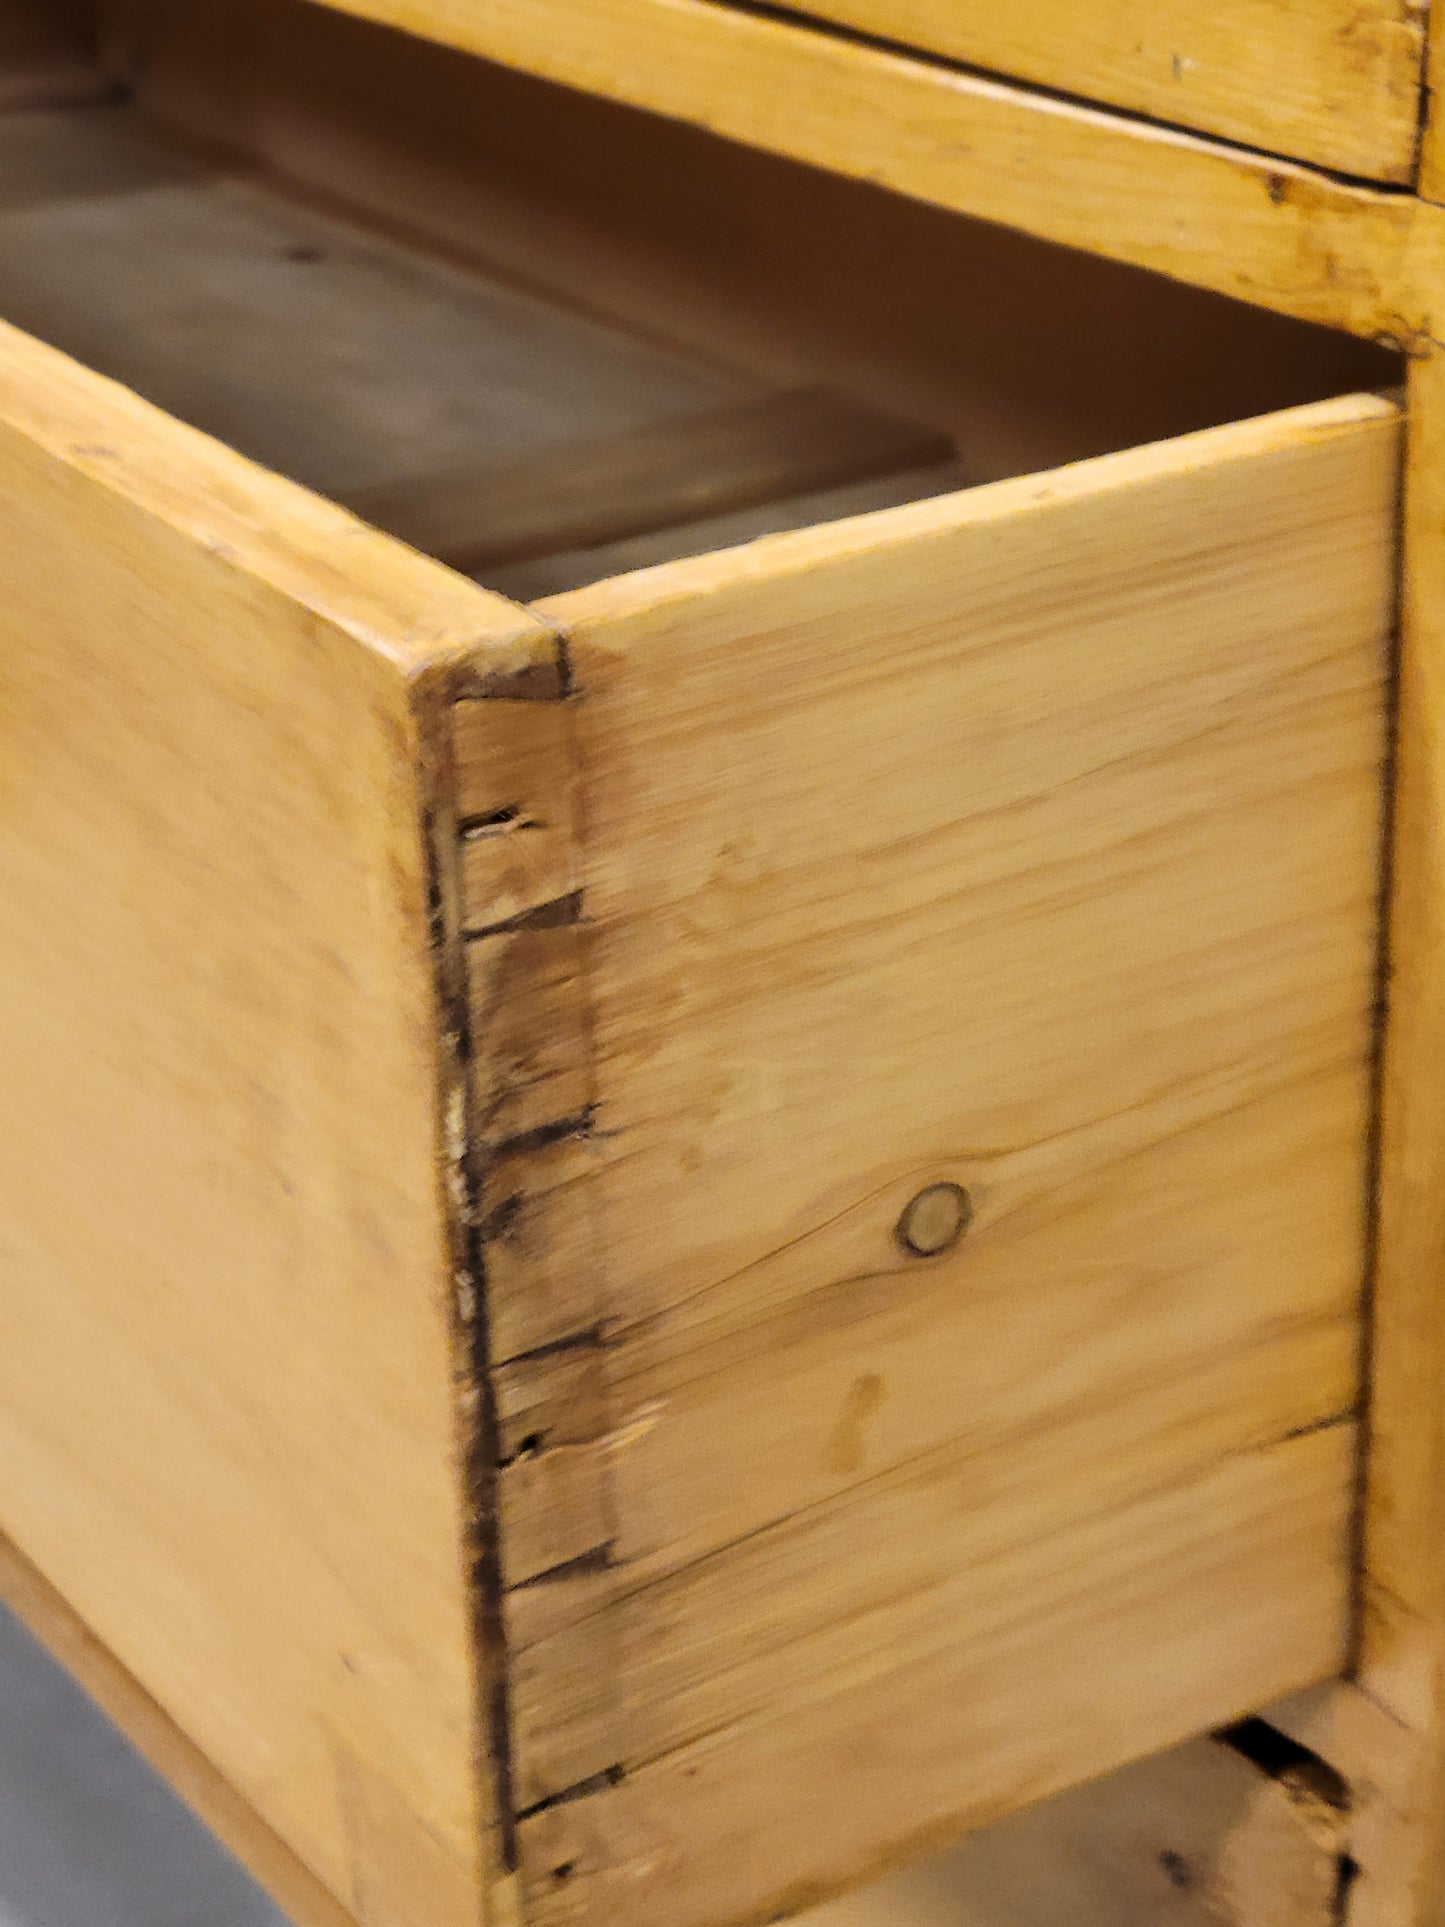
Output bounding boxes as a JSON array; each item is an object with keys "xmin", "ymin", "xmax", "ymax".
[{"xmin": 0, "ymin": 6, "xmax": 1403, "ymax": 1927}]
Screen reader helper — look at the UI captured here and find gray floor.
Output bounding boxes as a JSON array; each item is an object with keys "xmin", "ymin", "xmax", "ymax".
[{"xmin": 0, "ymin": 1603, "xmax": 287, "ymax": 1927}]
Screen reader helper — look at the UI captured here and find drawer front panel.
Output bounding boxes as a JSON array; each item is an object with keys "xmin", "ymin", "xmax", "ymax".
[
  {"xmin": 0, "ymin": 318, "xmax": 545, "ymax": 1927},
  {"xmin": 475, "ymin": 395, "xmax": 1399, "ymax": 1927}
]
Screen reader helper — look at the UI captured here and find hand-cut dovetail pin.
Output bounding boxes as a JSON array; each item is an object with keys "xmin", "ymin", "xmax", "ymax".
[{"xmin": 896, "ymin": 1182, "xmax": 972, "ymax": 1258}]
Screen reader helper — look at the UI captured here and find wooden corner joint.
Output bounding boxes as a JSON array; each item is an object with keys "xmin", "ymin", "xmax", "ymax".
[{"xmin": 439, "ymin": 670, "xmax": 626, "ymax": 1910}]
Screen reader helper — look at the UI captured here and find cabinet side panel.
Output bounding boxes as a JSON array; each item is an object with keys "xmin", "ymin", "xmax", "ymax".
[{"xmin": 1414, "ymin": 1, "xmax": 1445, "ymax": 203}]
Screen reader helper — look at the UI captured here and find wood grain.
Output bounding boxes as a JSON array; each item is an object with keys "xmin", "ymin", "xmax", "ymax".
[
  {"xmin": 345, "ymin": 388, "xmax": 952, "ymax": 575},
  {"xmin": 0, "ymin": 7, "xmax": 1414, "ymax": 1923},
  {"xmin": 457, "ymin": 396, "xmax": 1399, "ymax": 1925},
  {"xmin": 788, "ymin": 0, "xmax": 1426, "ymax": 184},
  {"xmin": 0, "ymin": 1523, "xmax": 360, "ymax": 1927},
  {"xmin": 106, "ymin": 0, "xmax": 1398, "ymax": 498},
  {"xmin": 1329, "ymin": 345, "xmax": 1445, "ymax": 1927},
  {"xmin": 810, "ymin": 1726, "xmax": 1349, "ymax": 1927},
  {"xmin": 280, "ymin": 0, "xmax": 1444, "ymax": 340},
  {"xmin": 1235, "ymin": 344, "xmax": 1445, "ymax": 1927},
  {"xmin": 516, "ymin": 1431, "xmax": 1355, "ymax": 1927},
  {"xmin": 0, "ymin": 316, "xmax": 547, "ymax": 1927},
  {"xmin": 1417, "ymin": 2, "xmax": 1445, "ymax": 205}
]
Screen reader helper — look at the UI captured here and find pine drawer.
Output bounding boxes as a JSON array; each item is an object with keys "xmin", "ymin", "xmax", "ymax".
[{"xmin": 0, "ymin": 7, "xmax": 1402, "ymax": 1927}]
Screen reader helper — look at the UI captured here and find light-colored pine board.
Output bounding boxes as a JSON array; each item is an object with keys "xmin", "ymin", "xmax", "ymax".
[
  {"xmin": 480, "ymin": 462, "xmax": 974, "ymax": 602},
  {"xmin": 809, "ymin": 1727, "xmax": 1349, "ymax": 1927},
  {"xmin": 517, "ymin": 1430, "xmax": 1353, "ymax": 1927},
  {"xmin": 0, "ymin": 316, "xmax": 547, "ymax": 1927},
  {"xmin": 455, "ymin": 396, "xmax": 1398, "ymax": 1926},
  {"xmin": 537, "ymin": 394, "xmax": 1394, "ymax": 1377},
  {"xmin": 274, "ymin": 0, "xmax": 1442, "ymax": 340},
  {"xmin": 346, "ymin": 388, "xmax": 951, "ymax": 576},
  {"xmin": 506, "ymin": 1343, "xmax": 1362, "ymax": 1797},
  {"xmin": 789, "ymin": 0, "xmax": 1426, "ymax": 185},
  {"xmin": 1328, "ymin": 345, "xmax": 1445, "ymax": 1927}
]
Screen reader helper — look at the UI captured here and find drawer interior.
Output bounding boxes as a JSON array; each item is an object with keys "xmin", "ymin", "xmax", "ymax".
[{"xmin": 0, "ymin": 0, "xmax": 1397, "ymax": 601}]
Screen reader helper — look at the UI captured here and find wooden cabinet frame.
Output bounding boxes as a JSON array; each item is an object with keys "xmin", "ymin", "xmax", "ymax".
[{"xmin": 3, "ymin": 4, "xmax": 1445, "ymax": 1924}]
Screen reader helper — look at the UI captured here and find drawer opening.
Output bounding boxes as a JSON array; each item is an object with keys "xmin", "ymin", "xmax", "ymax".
[{"xmin": 0, "ymin": 0, "xmax": 1399, "ymax": 602}]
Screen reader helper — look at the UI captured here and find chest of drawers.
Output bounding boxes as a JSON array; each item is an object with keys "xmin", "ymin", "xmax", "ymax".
[{"xmin": 0, "ymin": 4, "xmax": 1441, "ymax": 1925}]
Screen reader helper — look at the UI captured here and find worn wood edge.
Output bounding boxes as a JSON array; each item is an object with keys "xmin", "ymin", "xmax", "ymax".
[
  {"xmin": 1251, "ymin": 346, "xmax": 1445, "ymax": 1927},
  {"xmin": 0, "ymin": 1524, "xmax": 366, "ymax": 1927},
  {"xmin": 1336, "ymin": 344, "xmax": 1445, "ymax": 1927},
  {"xmin": 778, "ymin": 0, "xmax": 1425, "ymax": 188},
  {"xmin": 442, "ymin": 671, "xmax": 620, "ymax": 1854},
  {"xmin": 1202, "ymin": 1720, "xmax": 1352, "ymax": 1926},
  {"xmin": 0, "ymin": 313, "xmax": 551, "ymax": 693},
  {"xmin": 536, "ymin": 391, "xmax": 1404, "ymax": 635},
  {"xmin": 812, "ymin": 1724, "xmax": 1351, "ymax": 1927},
  {"xmin": 1255, "ymin": 1678, "xmax": 1414, "ymax": 1927},
  {"xmin": 309, "ymin": 0, "xmax": 1440, "ymax": 341},
  {"xmin": 413, "ymin": 660, "xmax": 578, "ymax": 1923},
  {"xmin": 1416, "ymin": 0, "xmax": 1445, "ymax": 204}
]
